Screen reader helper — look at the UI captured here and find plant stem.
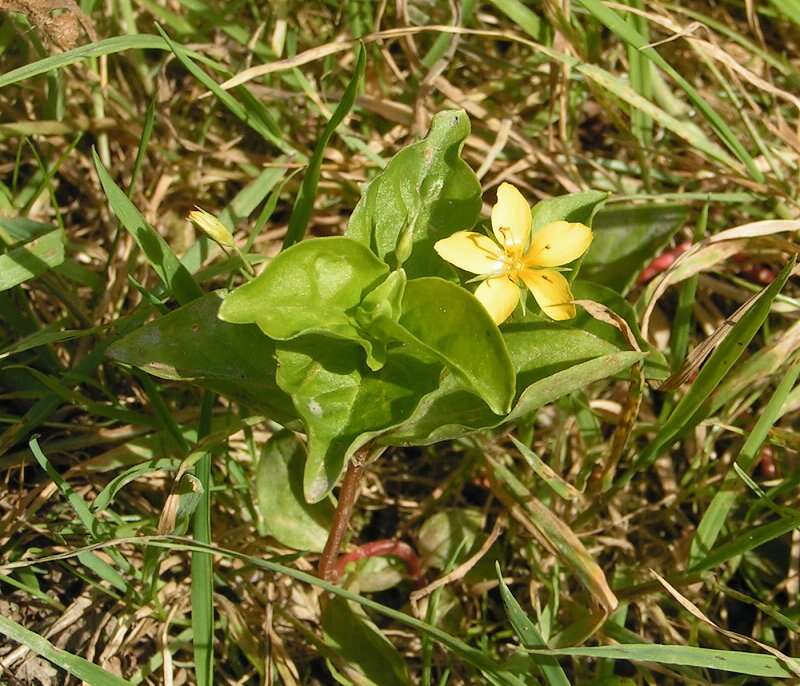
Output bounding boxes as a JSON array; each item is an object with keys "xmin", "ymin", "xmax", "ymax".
[{"xmin": 318, "ymin": 453, "xmax": 366, "ymax": 580}]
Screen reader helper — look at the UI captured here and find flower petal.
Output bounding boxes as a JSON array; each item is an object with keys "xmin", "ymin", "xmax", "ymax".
[
  {"xmin": 525, "ymin": 221, "xmax": 593, "ymax": 268},
  {"xmin": 520, "ymin": 268, "xmax": 576, "ymax": 320},
  {"xmin": 434, "ymin": 232, "xmax": 505, "ymax": 275},
  {"xmin": 491, "ymin": 182, "xmax": 532, "ymax": 252},
  {"xmin": 475, "ymin": 276, "xmax": 520, "ymax": 325}
]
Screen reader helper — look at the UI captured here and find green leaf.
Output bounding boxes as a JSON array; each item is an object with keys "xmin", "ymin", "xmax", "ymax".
[
  {"xmin": 382, "ymin": 349, "xmax": 643, "ymax": 447},
  {"xmin": 0, "ymin": 228, "xmax": 64, "ymax": 291},
  {"xmin": 107, "ymin": 293, "xmax": 297, "ymax": 424},
  {"xmin": 322, "ymin": 597, "xmax": 412, "ymax": 686},
  {"xmin": 256, "ymin": 431, "xmax": 334, "ymax": 552},
  {"xmin": 504, "ymin": 317, "xmax": 621, "ymax": 390},
  {"xmin": 275, "ymin": 337, "xmax": 440, "ymax": 502},
  {"xmin": 284, "ymin": 45, "xmax": 366, "ymax": 248},
  {"xmin": 346, "ymin": 109, "xmax": 481, "ymax": 277},
  {"xmin": 691, "ymin": 513, "xmax": 800, "ymax": 573},
  {"xmin": 418, "ymin": 509, "xmax": 484, "ymax": 570},
  {"xmin": 487, "ymin": 0, "xmax": 547, "ymax": 42},
  {"xmin": 531, "ymin": 190, "xmax": 608, "ymax": 229},
  {"xmin": 392, "ymin": 277, "xmax": 515, "ymax": 415},
  {"xmin": 581, "ymin": 204, "xmax": 689, "ymax": 293},
  {"xmin": 93, "ymin": 149, "xmax": 202, "ymax": 306},
  {"xmin": 219, "ymin": 237, "xmax": 389, "ymax": 370},
  {"xmin": 154, "ymin": 25, "xmax": 294, "ymax": 155},
  {"xmin": 0, "ymin": 614, "xmax": 133, "ymax": 686},
  {"xmin": 571, "ymin": 280, "xmax": 669, "ymax": 380}
]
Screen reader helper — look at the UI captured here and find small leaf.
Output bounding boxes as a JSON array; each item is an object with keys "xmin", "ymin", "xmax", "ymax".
[
  {"xmin": 496, "ymin": 568, "xmax": 571, "ymax": 686},
  {"xmin": 346, "ymin": 109, "xmax": 481, "ymax": 277},
  {"xmin": 322, "ymin": 597, "xmax": 411, "ymax": 686},
  {"xmin": 256, "ymin": 431, "xmax": 333, "ymax": 552},
  {"xmin": 581, "ymin": 203, "xmax": 689, "ymax": 293},
  {"xmin": 418, "ymin": 509, "xmax": 484, "ymax": 570},
  {"xmin": 530, "ymin": 190, "xmax": 608, "ymax": 229},
  {"xmin": 504, "ymin": 317, "xmax": 621, "ymax": 390},
  {"xmin": 219, "ymin": 237, "xmax": 389, "ymax": 370},
  {"xmin": 107, "ymin": 293, "xmax": 297, "ymax": 423}
]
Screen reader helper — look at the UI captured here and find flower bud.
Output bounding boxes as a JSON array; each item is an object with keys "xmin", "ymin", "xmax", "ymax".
[{"xmin": 187, "ymin": 207, "xmax": 234, "ymax": 247}]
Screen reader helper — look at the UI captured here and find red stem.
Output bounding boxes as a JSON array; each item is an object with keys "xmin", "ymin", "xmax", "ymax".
[
  {"xmin": 318, "ymin": 457, "xmax": 365, "ymax": 581},
  {"xmin": 333, "ymin": 539, "xmax": 423, "ymax": 583}
]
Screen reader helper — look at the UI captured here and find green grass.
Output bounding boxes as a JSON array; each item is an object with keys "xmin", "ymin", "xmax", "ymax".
[{"xmin": 1, "ymin": 2, "xmax": 800, "ymax": 685}]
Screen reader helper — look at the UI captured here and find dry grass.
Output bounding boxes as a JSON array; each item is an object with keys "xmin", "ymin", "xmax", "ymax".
[{"xmin": 1, "ymin": 1, "xmax": 800, "ymax": 684}]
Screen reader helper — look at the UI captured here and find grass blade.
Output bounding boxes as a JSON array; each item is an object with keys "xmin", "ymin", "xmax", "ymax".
[
  {"xmin": 689, "ymin": 357, "xmax": 800, "ymax": 566},
  {"xmin": 29, "ymin": 437, "xmax": 131, "ymax": 590},
  {"xmin": 617, "ymin": 258, "xmax": 795, "ymax": 489},
  {"xmin": 576, "ymin": 0, "xmax": 764, "ymax": 182},
  {"xmin": 154, "ymin": 25, "xmax": 296, "ymax": 157},
  {"xmin": 191, "ymin": 393, "xmax": 215, "ymax": 686},
  {"xmin": 692, "ymin": 513, "xmax": 800, "ymax": 573},
  {"xmin": 283, "ymin": 45, "xmax": 365, "ymax": 248},
  {"xmin": 525, "ymin": 644, "xmax": 799, "ymax": 679},
  {"xmin": 497, "ymin": 567, "xmax": 571, "ymax": 686},
  {"xmin": 0, "ymin": 614, "xmax": 133, "ymax": 686},
  {"xmin": 93, "ymin": 149, "xmax": 202, "ymax": 306}
]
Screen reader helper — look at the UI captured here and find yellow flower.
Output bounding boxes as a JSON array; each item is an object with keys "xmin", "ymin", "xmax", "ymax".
[
  {"xmin": 187, "ymin": 207, "xmax": 234, "ymax": 247},
  {"xmin": 434, "ymin": 183, "xmax": 593, "ymax": 324}
]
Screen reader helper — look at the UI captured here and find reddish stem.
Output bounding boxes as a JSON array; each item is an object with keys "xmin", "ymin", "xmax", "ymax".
[
  {"xmin": 637, "ymin": 241, "xmax": 692, "ymax": 285},
  {"xmin": 333, "ymin": 539, "xmax": 423, "ymax": 583},
  {"xmin": 318, "ymin": 457, "xmax": 365, "ymax": 581}
]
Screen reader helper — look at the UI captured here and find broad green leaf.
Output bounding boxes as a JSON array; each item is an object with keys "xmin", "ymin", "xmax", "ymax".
[
  {"xmin": 392, "ymin": 277, "xmax": 515, "ymax": 415},
  {"xmin": 0, "ymin": 614, "xmax": 133, "ymax": 686},
  {"xmin": 219, "ymin": 237, "xmax": 389, "ymax": 370},
  {"xmin": 531, "ymin": 190, "xmax": 608, "ymax": 230},
  {"xmin": 346, "ymin": 109, "xmax": 481, "ymax": 277},
  {"xmin": 107, "ymin": 293, "xmax": 297, "ymax": 424},
  {"xmin": 418, "ymin": 509, "xmax": 484, "ymax": 570},
  {"xmin": 322, "ymin": 597, "xmax": 411, "ymax": 686},
  {"xmin": 256, "ymin": 431, "xmax": 333, "ymax": 552},
  {"xmin": 274, "ymin": 337, "xmax": 440, "ymax": 502},
  {"xmin": 581, "ymin": 204, "xmax": 689, "ymax": 293},
  {"xmin": 504, "ymin": 317, "xmax": 621, "ymax": 390},
  {"xmin": 382, "ymin": 350, "xmax": 643, "ymax": 446},
  {"xmin": 284, "ymin": 45, "xmax": 365, "ymax": 248},
  {"xmin": 0, "ymin": 216, "xmax": 56, "ymax": 242},
  {"xmin": 0, "ymin": 228, "xmax": 65, "ymax": 291}
]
